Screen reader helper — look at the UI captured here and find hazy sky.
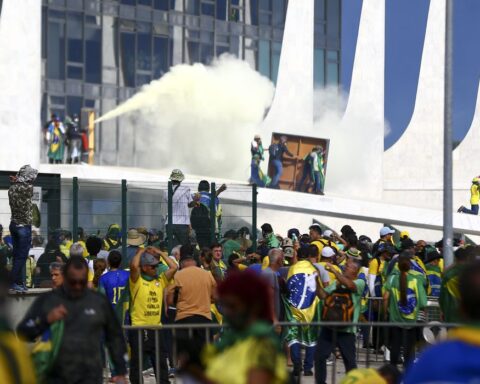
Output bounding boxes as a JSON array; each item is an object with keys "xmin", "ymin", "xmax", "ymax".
[{"xmin": 341, "ymin": 0, "xmax": 480, "ymax": 149}]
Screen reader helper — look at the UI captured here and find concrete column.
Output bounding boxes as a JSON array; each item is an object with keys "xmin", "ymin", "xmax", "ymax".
[{"xmin": 0, "ymin": 0, "xmax": 41, "ymax": 171}]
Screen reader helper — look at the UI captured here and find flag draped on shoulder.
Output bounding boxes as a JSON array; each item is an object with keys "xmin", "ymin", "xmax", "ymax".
[{"xmin": 283, "ymin": 260, "xmax": 321, "ymax": 347}]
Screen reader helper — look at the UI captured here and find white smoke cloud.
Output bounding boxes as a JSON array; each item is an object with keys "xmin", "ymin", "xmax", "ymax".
[
  {"xmin": 96, "ymin": 55, "xmax": 275, "ymax": 180},
  {"xmin": 312, "ymin": 86, "xmax": 384, "ymax": 199}
]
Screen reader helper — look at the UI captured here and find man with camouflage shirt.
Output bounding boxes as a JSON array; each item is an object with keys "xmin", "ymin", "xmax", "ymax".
[{"xmin": 8, "ymin": 165, "xmax": 38, "ymax": 292}]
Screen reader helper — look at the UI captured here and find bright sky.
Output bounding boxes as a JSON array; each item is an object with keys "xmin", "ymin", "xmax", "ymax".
[{"xmin": 341, "ymin": 0, "xmax": 480, "ymax": 149}]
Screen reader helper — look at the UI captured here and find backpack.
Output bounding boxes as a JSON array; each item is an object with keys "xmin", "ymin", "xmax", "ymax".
[
  {"xmin": 269, "ymin": 143, "xmax": 280, "ymax": 159},
  {"xmin": 190, "ymin": 203, "xmax": 211, "ymax": 231},
  {"xmin": 322, "ymin": 287, "xmax": 354, "ymax": 322}
]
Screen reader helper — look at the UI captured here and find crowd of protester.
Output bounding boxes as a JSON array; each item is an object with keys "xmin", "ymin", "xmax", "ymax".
[
  {"xmin": 43, "ymin": 113, "xmax": 88, "ymax": 164},
  {"xmin": 3, "ymin": 165, "xmax": 480, "ymax": 383},
  {"xmin": 250, "ymin": 134, "xmax": 326, "ymax": 194}
]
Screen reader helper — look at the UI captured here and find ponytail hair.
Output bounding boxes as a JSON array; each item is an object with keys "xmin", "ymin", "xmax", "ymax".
[{"xmin": 398, "ymin": 252, "xmax": 411, "ymax": 306}]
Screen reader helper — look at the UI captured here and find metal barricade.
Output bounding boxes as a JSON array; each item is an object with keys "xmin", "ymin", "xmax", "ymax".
[{"xmin": 121, "ymin": 320, "xmax": 460, "ymax": 384}]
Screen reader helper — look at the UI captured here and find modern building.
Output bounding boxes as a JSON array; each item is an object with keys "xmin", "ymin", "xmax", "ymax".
[{"xmin": 40, "ymin": 0, "xmax": 341, "ymax": 165}]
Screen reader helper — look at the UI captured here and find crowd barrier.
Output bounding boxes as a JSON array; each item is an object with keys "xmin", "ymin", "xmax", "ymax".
[{"xmin": 122, "ymin": 317, "xmax": 455, "ymax": 384}]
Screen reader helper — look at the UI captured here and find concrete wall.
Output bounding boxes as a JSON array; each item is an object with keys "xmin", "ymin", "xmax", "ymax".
[{"xmin": 0, "ymin": 0, "xmax": 41, "ymax": 171}]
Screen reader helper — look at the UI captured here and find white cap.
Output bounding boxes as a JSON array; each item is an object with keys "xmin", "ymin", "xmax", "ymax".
[
  {"xmin": 321, "ymin": 247, "xmax": 336, "ymax": 258},
  {"xmin": 323, "ymin": 230, "xmax": 333, "ymax": 238},
  {"xmin": 380, "ymin": 226, "xmax": 395, "ymax": 237}
]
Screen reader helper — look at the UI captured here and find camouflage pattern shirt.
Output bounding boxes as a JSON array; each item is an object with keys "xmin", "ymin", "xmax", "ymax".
[{"xmin": 9, "ymin": 182, "xmax": 33, "ymax": 226}]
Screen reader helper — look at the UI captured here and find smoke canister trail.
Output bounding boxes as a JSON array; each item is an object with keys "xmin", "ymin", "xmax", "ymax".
[{"xmin": 95, "ymin": 55, "xmax": 275, "ymax": 125}]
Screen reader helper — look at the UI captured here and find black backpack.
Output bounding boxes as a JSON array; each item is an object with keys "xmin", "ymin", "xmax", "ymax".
[
  {"xmin": 269, "ymin": 143, "xmax": 280, "ymax": 159},
  {"xmin": 322, "ymin": 287, "xmax": 354, "ymax": 322},
  {"xmin": 190, "ymin": 203, "xmax": 211, "ymax": 230}
]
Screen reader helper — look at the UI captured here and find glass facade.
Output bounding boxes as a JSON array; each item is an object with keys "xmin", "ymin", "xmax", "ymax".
[{"xmin": 41, "ymin": 0, "xmax": 340, "ymax": 165}]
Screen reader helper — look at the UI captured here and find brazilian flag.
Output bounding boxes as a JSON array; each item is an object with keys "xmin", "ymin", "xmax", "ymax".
[
  {"xmin": 283, "ymin": 260, "xmax": 321, "ymax": 347},
  {"xmin": 31, "ymin": 320, "xmax": 64, "ymax": 383}
]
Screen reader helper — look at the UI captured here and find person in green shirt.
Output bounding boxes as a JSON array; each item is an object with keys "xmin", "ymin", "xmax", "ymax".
[
  {"xmin": 314, "ymin": 259, "xmax": 365, "ymax": 384},
  {"xmin": 260, "ymin": 223, "xmax": 280, "ymax": 249},
  {"xmin": 439, "ymin": 246, "xmax": 472, "ymax": 322},
  {"xmin": 383, "ymin": 252, "xmax": 427, "ymax": 368}
]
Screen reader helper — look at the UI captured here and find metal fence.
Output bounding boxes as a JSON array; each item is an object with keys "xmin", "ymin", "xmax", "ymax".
[
  {"xmin": 121, "ymin": 318, "xmax": 456, "ymax": 384},
  {"xmin": 0, "ymin": 177, "xmax": 258, "ymax": 287}
]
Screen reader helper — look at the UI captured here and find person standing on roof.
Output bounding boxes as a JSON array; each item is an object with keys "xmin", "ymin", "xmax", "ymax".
[
  {"xmin": 297, "ymin": 146, "xmax": 326, "ymax": 195},
  {"xmin": 269, "ymin": 135, "xmax": 295, "ymax": 189},
  {"xmin": 457, "ymin": 177, "xmax": 480, "ymax": 215}
]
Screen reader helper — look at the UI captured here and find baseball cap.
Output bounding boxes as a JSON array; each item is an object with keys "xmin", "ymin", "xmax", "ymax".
[
  {"xmin": 379, "ymin": 226, "xmax": 395, "ymax": 237},
  {"xmin": 283, "ymin": 246, "xmax": 294, "ymax": 258},
  {"xmin": 140, "ymin": 252, "xmax": 160, "ymax": 267},
  {"xmin": 282, "ymin": 237, "xmax": 293, "ymax": 248},
  {"xmin": 323, "ymin": 230, "xmax": 333, "ymax": 238},
  {"xmin": 400, "ymin": 230, "xmax": 410, "ymax": 239},
  {"xmin": 346, "ymin": 248, "xmax": 362, "ymax": 261},
  {"xmin": 321, "ymin": 247, "xmax": 336, "ymax": 258}
]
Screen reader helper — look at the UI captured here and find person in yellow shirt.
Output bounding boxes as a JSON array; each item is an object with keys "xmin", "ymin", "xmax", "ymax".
[
  {"xmin": 318, "ymin": 246, "xmax": 342, "ymax": 282},
  {"xmin": 310, "ymin": 225, "xmax": 339, "ymax": 255},
  {"xmin": 128, "ymin": 247, "xmax": 178, "ymax": 384},
  {"xmin": 458, "ymin": 177, "xmax": 480, "ymax": 215}
]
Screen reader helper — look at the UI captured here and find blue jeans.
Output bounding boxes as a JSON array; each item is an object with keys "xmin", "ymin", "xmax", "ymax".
[
  {"xmin": 461, "ymin": 204, "xmax": 479, "ymax": 215},
  {"xmin": 271, "ymin": 159, "xmax": 283, "ymax": 188},
  {"xmin": 296, "ymin": 165, "xmax": 312, "ymax": 191},
  {"xmin": 290, "ymin": 343, "xmax": 315, "ymax": 372},
  {"xmin": 250, "ymin": 160, "xmax": 265, "ymax": 187},
  {"xmin": 313, "ymin": 171, "xmax": 323, "ymax": 193},
  {"xmin": 9, "ymin": 222, "xmax": 32, "ymax": 286}
]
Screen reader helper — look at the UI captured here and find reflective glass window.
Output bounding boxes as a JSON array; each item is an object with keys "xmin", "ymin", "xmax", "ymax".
[
  {"xmin": 85, "ymin": 28, "xmax": 101, "ymax": 83},
  {"xmin": 201, "ymin": 1, "xmax": 214, "ymax": 16},
  {"xmin": 258, "ymin": 39, "xmax": 270, "ymax": 78},
  {"xmin": 138, "ymin": 0, "xmax": 152, "ymax": 5},
  {"xmin": 121, "ymin": 0, "xmax": 136, "ymax": 5},
  {"xmin": 249, "ymin": 0, "xmax": 258, "ymax": 25},
  {"xmin": 315, "ymin": 0, "xmax": 325, "ymax": 22},
  {"xmin": 153, "ymin": 35, "xmax": 170, "ymax": 78},
  {"xmin": 67, "ymin": 96, "xmax": 83, "ymax": 116},
  {"xmin": 120, "ymin": 32, "xmax": 136, "ymax": 87},
  {"xmin": 216, "ymin": 0, "xmax": 227, "ymax": 20},
  {"xmin": 200, "ymin": 43, "xmax": 214, "ymax": 63},
  {"xmin": 67, "ymin": 12, "xmax": 83, "ymax": 63},
  {"xmin": 326, "ymin": 0, "xmax": 340, "ymax": 37},
  {"xmin": 186, "ymin": 41, "xmax": 200, "ymax": 63},
  {"xmin": 154, "ymin": 0, "xmax": 169, "ymax": 10},
  {"xmin": 67, "ymin": 65, "xmax": 83, "ymax": 80},
  {"xmin": 47, "ymin": 21, "xmax": 65, "ymax": 80},
  {"xmin": 314, "ymin": 48, "xmax": 325, "ymax": 87},
  {"xmin": 137, "ymin": 32, "xmax": 152, "ymax": 70},
  {"xmin": 185, "ymin": 0, "xmax": 200, "ymax": 15},
  {"xmin": 136, "ymin": 73, "xmax": 152, "ymax": 86},
  {"xmin": 272, "ymin": 0, "xmax": 286, "ymax": 28},
  {"xmin": 271, "ymin": 42, "xmax": 281, "ymax": 84}
]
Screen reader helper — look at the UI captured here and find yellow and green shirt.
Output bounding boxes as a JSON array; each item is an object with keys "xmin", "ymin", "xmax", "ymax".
[{"xmin": 129, "ymin": 273, "xmax": 170, "ymax": 326}]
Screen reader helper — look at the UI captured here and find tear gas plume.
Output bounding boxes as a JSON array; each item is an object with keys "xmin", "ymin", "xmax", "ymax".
[{"xmin": 96, "ymin": 55, "xmax": 275, "ymax": 180}]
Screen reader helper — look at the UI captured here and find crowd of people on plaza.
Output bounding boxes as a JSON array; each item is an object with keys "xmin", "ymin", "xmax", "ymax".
[
  {"xmin": 250, "ymin": 134, "xmax": 326, "ymax": 195},
  {"xmin": 43, "ymin": 113, "xmax": 88, "ymax": 164},
  {"xmin": 2, "ymin": 165, "xmax": 480, "ymax": 384}
]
